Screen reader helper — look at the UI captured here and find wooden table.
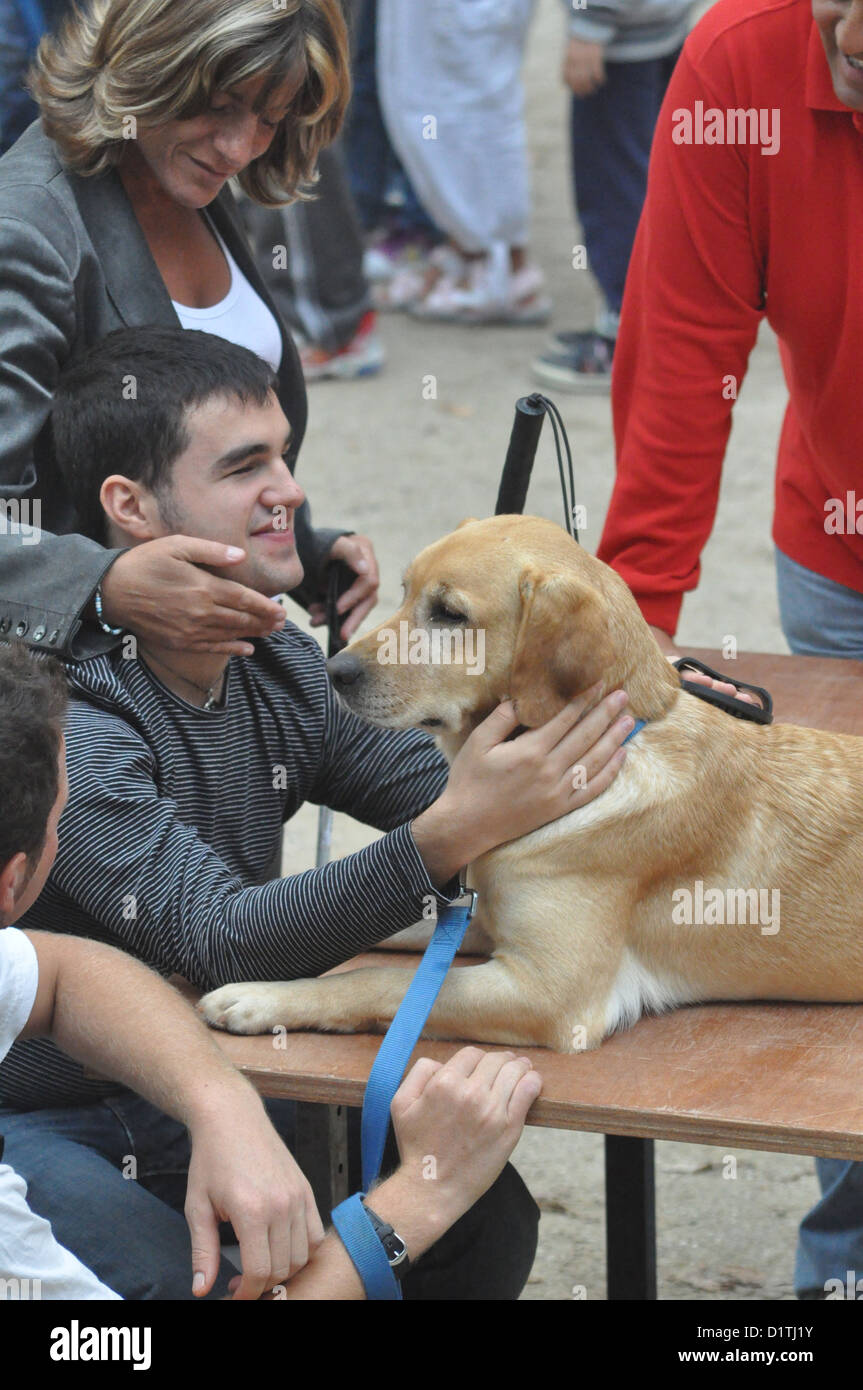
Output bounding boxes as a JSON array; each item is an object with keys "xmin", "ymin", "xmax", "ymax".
[{"xmin": 211, "ymin": 649, "xmax": 863, "ymax": 1299}]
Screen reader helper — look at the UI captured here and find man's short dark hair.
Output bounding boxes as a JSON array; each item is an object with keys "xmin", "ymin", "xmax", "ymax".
[
  {"xmin": 0, "ymin": 643, "xmax": 67, "ymax": 881},
  {"xmin": 50, "ymin": 326, "xmax": 279, "ymax": 543}
]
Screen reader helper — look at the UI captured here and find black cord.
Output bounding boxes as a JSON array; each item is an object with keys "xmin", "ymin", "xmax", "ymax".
[{"xmin": 528, "ymin": 393, "xmax": 578, "ymax": 543}]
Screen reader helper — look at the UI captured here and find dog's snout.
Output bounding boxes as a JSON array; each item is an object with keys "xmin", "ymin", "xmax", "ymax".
[{"xmin": 327, "ymin": 651, "xmax": 365, "ymax": 688}]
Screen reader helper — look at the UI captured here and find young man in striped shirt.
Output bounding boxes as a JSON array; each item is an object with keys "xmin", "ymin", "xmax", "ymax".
[
  {"xmin": 1, "ymin": 325, "xmax": 632, "ymax": 1299},
  {"xmin": 0, "ymin": 643, "xmax": 546, "ymax": 1301}
]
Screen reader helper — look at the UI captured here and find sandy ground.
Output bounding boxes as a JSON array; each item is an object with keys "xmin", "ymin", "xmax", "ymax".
[{"xmin": 281, "ymin": 2, "xmax": 820, "ymax": 1300}]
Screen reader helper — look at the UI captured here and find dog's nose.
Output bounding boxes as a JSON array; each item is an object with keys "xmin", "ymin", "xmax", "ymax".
[{"xmin": 327, "ymin": 651, "xmax": 365, "ymax": 688}]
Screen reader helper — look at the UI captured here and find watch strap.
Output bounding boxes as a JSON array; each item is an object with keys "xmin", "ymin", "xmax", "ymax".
[
  {"xmin": 330, "ymin": 1193, "xmax": 402, "ymax": 1301},
  {"xmin": 362, "ymin": 1201, "xmax": 411, "ymax": 1278}
]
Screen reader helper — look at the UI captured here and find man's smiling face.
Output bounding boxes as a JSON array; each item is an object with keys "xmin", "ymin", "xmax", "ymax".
[
  {"xmin": 813, "ymin": 0, "xmax": 863, "ymax": 109},
  {"xmin": 149, "ymin": 390, "xmax": 306, "ymax": 596}
]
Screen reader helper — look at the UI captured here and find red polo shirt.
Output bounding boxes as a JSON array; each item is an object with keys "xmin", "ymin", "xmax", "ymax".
[{"xmin": 597, "ymin": 0, "xmax": 863, "ymax": 635}]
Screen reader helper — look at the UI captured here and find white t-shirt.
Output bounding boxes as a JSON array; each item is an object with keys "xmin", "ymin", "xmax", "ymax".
[
  {"xmin": 172, "ymin": 227, "xmax": 284, "ymax": 373},
  {"xmin": 0, "ymin": 927, "xmax": 121, "ymax": 1299}
]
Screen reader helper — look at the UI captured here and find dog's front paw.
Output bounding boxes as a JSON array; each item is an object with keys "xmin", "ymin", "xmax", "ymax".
[{"xmin": 198, "ymin": 981, "xmax": 313, "ymax": 1035}]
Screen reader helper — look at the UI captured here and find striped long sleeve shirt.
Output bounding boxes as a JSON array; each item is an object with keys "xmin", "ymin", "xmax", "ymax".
[{"xmin": 1, "ymin": 625, "xmax": 453, "ymax": 1108}]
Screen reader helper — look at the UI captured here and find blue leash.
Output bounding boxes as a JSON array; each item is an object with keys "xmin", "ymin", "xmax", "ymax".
[
  {"xmin": 334, "ymin": 716, "xmax": 646, "ymax": 1296},
  {"xmin": 361, "ymin": 889, "xmax": 477, "ymax": 1190},
  {"xmin": 361, "ymin": 724, "xmax": 643, "ymax": 1188},
  {"xmin": 330, "ymin": 1193, "xmax": 402, "ymax": 1300},
  {"xmin": 331, "ymin": 888, "xmax": 476, "ymax": 1298}
]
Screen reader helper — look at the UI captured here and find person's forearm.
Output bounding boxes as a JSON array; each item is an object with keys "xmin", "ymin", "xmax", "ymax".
[
  {"xmin": 279, "ymin": 1169, "xmax": 455, "ymax": 1300},
  {"xmin": 44, "ymin": 934, "xmax": 263, "ymax": 1130},
  {"xmin": 46, "ymin": 771, "xmax": 458, "ymax": 997}
]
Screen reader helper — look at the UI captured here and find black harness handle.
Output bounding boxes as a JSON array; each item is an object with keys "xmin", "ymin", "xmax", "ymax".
[
  {"xmin": 495, "ymin": 395, "xmax": 775, "ymax": 727},
  {"xmin": 672, "ymin": 657, "xmax": 773, "ymax": 725},
  {"xmin": 325, "ymin": 561, "xmax": 354, "ymax": 658}
]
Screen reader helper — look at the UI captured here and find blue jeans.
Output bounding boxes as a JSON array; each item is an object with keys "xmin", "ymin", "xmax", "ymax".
[
  {"xmin": 344, "ymin": 0, "xmax": 438, "ymax": 237},
  {"xmin": 775, "ymin": 546, "xmax": 863, "ymax": 1296},
  {"xmin": 0, "ymin": 1089, "xmax": 250, "ymax": 1298},
  {"xmin": 0, "ymin": 0, "xmax": 40, "ymax": 155},
  {"xmin": 0, "ymin": 1087, "xmax": 538, "ymax": 1299},
  {"xmin": 570, "ymin": 50, "xmax": 681, "ymax": 319}
]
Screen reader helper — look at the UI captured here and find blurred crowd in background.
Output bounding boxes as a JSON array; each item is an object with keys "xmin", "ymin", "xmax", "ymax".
[{"xmin": 0, "ymin": 0, "xmax": 695, "ymax": 392}]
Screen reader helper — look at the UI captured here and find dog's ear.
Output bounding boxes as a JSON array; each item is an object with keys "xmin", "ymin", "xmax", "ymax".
[
  {"xmin": 455, "ymin": 517, "xmax": 480, "ymax": 530},
  {"xmin": 509, "ymin": 565, "xmax": 616, "ymax": 726}
]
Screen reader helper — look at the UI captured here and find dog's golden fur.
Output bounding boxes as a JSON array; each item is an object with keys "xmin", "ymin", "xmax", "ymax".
[{"xmin": 200, "ymin": 516, "xmax": 863, "ymax": 1052}]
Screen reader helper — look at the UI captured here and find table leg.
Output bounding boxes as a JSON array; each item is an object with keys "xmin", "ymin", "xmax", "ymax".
[
  {"xmin": 604, "ymin": 1135, "xmax": 657, "ymax": 1300},
  {"xmin": 294, "ymin": 1102, "xmax": 350, "ymax": 1216}
]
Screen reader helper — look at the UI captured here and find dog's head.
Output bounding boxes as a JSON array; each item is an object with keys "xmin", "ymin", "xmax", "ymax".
[{"xmin": 328, "ymin": 515, "xmax": 678, "ymax": 749}]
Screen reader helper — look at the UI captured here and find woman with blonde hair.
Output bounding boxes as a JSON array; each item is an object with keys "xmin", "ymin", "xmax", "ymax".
[{"xmin": 0, "ymin": 0, "xmax": 379, "ymax": 662}]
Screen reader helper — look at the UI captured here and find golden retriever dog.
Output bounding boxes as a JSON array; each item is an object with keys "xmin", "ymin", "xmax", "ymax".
[{"xmin": 199, "ymin": 515, "xmax": 863, "ymax": 1052}]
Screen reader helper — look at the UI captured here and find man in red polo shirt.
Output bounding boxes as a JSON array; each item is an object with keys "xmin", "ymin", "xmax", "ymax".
[{"xmin": 598, "ymin": 0, "xmax": 863, "ymax": 1298}]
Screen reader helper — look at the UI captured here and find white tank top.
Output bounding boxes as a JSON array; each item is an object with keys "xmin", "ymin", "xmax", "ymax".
[{"xmin": 172, "ymin": 227, "xmax": 283, "ymax": 373}]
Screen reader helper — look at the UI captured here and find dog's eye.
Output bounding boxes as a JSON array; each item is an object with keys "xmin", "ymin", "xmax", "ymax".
[{"xmin": 430, "ymin": 603, "xmax": 467, "ymax": 623}]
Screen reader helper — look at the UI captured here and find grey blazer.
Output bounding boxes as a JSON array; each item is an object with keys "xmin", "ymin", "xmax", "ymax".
[{"xmin": 0, "ymin": 121, "xmax": 343, "ymax": 659}]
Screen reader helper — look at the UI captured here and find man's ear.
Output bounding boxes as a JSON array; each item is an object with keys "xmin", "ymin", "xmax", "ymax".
[
  {"xmin": 0, "ymin": 852, "xmax": 28, "ymax": 927},
  {"xmin": 509, "ymin": 564, "xmax": 616, "ymax": 726},
  {"xmin": 99, "ymin": 475, "xmax": 160, "ymax": 542}
]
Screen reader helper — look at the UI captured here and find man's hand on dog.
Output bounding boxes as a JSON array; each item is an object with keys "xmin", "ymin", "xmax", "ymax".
[{"xmin": 413, "ymin": 684, "xmax": 632, "ymax": 884}]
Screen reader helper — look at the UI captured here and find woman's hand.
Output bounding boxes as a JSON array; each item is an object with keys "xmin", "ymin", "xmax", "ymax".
[
  {"xmin": 308, "ymin": 533, "xmax": 380, "ymax": 641},
  {"xmin": 99, "ymin": 537, "xmax": 287, "ymax": 655}
]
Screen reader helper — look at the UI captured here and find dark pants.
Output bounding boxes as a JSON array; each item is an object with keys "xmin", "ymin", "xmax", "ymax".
[
  {"xmin": 0, "ymin": 1089, "xmax": 539, "ymax": 1300},
  {"xmin": 570, "ymin": 49, "xmax": 681, "ymax": 317},
  {"xmin": 343, "ymin": 0, "xmax": 438, "ymax": 238}
]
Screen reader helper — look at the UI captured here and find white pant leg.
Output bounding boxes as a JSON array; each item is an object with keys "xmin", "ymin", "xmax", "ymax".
[{"xmin": 376, "ymin": 0, "xmax": 535, "ymax": 253}]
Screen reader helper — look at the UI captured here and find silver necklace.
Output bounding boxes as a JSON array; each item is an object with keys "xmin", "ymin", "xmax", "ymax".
[{"xmin": 142, "ymin": 652, "xmax": 224, "ymax": 710}]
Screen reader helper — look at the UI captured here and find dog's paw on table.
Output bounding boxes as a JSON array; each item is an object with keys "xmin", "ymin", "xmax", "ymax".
[{"xmin": 198, "ymin": 981, "xmax": 315, "ymax": 1035}]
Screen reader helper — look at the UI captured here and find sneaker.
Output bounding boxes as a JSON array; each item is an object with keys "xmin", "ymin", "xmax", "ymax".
[
  {"xmin": 298, "ymin": 311, "xmax": 386, "ymax": 382},
  {"xmin": 531, "ymin": 331, "xmax": 615, "ymax": 393},
  {"xmin": 547, "ymin": 310, "xmax": 620, "ymax": 354}
]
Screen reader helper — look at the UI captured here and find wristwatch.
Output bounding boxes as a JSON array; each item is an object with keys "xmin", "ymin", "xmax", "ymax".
[{"xmin": 361, "ymin": 1201, "xmax": 411, "ymax": 1279}]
